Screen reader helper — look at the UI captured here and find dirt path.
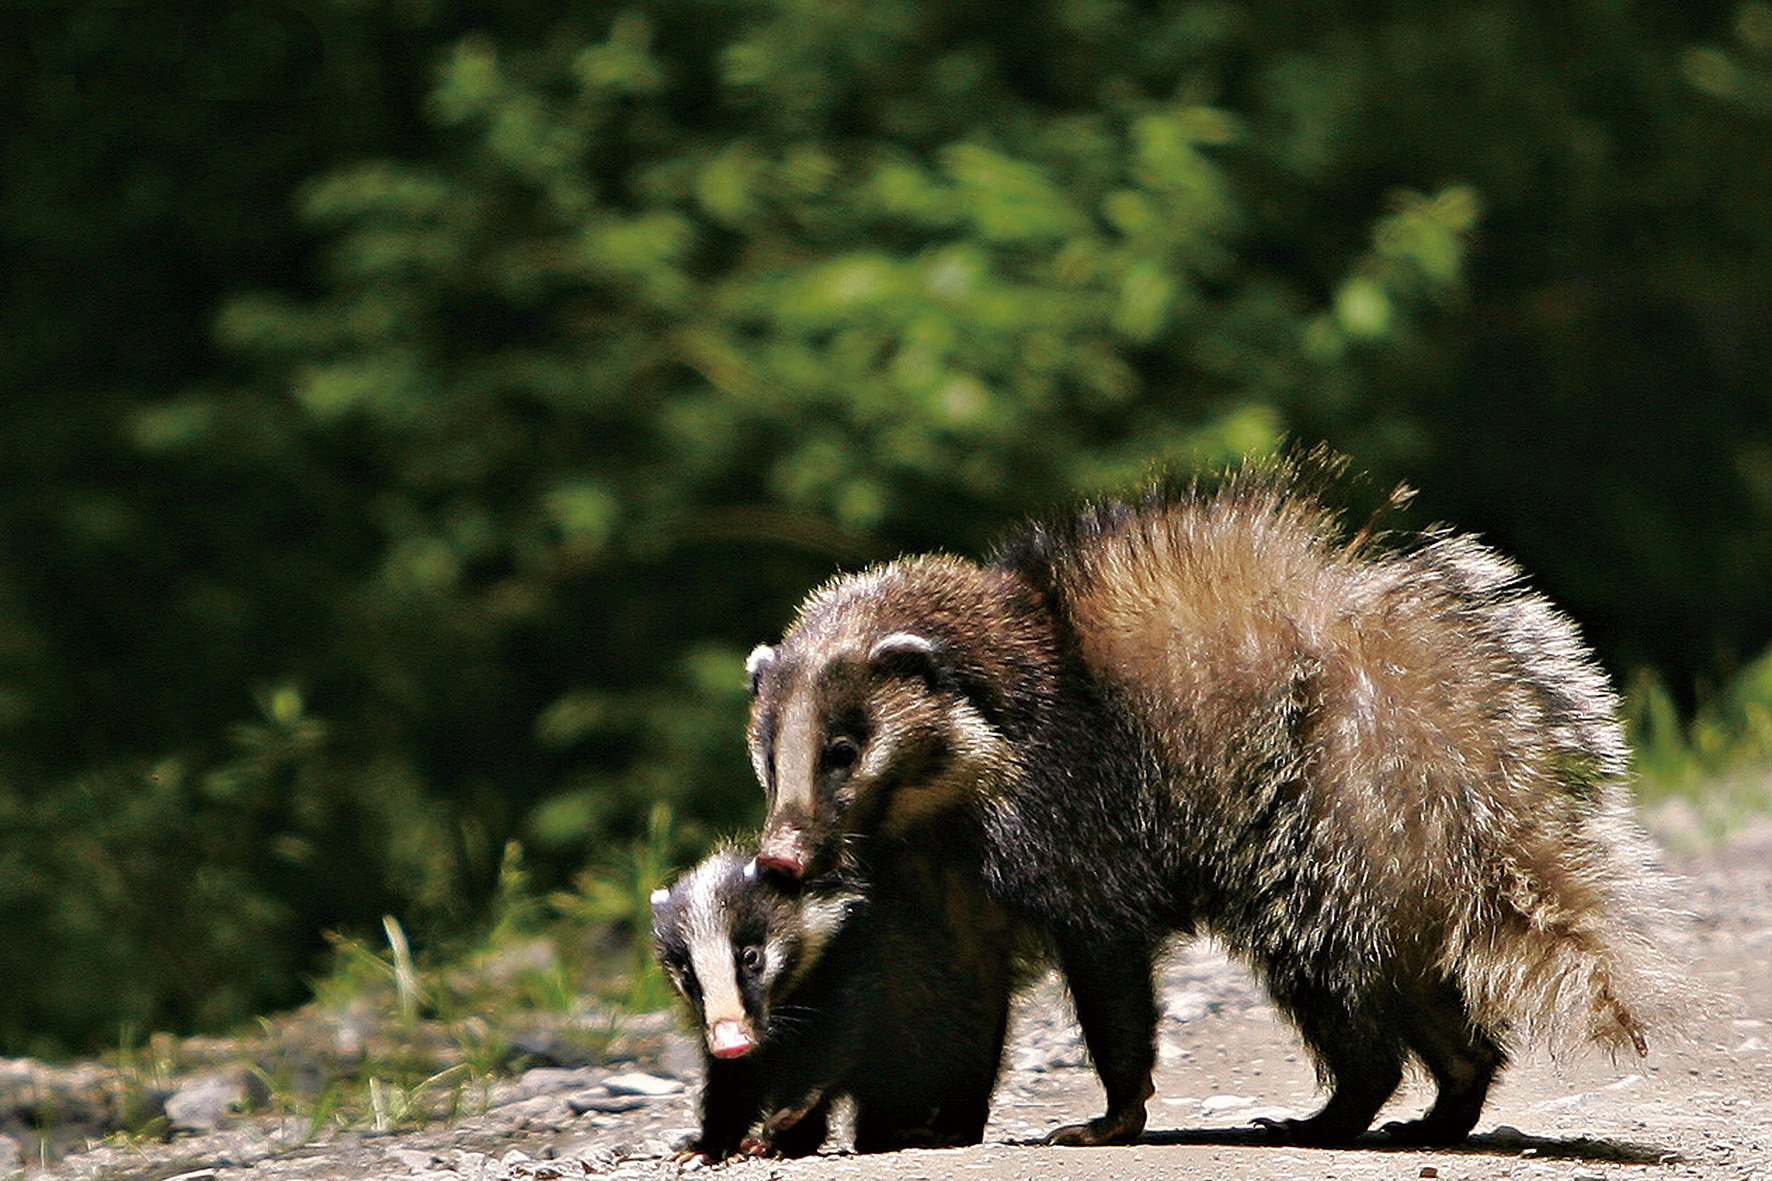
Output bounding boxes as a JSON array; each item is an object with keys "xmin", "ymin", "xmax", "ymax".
[{"xmin": 24, "ymin": 812, "xmax": 1771, "ymax": 1181}]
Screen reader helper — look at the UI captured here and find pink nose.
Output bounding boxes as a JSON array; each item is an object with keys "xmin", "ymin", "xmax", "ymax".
[
  {"xmin": 709, "ymin": 1018, "xmax": 757, "ymax": 1059},
  {"xmin": 755, "ymin": 850, "xmax": 804, "ymax": 877},
  {"xmin": 756, "ymin": 829, "xmax": 805, "ymax": 879}
]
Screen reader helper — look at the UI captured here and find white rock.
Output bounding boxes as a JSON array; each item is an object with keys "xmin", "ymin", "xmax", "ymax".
[
  {"xmin": 519, "ymin": 1066, "xmax": 600, "ymax": 1094},
  {"xmin": 447, "ymin": 1149, "xmax": 491, "ymax": 1177},
  {"xmin": 165, "ymin": 1073, "xmax": 245, "ymax": 1132},
  {"xmin": 389, "ymin": 1147, "xmax": 441, "ymax": 1170},
  {"xmin": 602, "ymin": 1071, "xmax": 683, "ymax": 1096}
]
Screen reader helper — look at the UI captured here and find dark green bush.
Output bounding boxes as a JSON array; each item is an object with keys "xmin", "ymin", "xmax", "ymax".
[{"xmin": 4, "ymin": 0, "xmax": 1772, "ymax": 1054}]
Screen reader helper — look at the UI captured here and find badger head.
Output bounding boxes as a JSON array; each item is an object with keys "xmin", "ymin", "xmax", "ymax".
[
  {"xmin": 745, "ymin": 557, "xmax": 1038, "ymax": 881},
  {"xmin": 652, "ymin": 848, "xmax": 860, "ymax": 1058}
]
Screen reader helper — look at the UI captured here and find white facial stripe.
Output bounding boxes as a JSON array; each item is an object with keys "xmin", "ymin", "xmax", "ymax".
[
  {"xmin": 947, "ymin": 697, "xmax": 1003, "ymax": 765},
  {"xmin": 801, "ymin": 890, "xmax": 862, "ymax": 952},
  {"xmin": 861, "ymin": 693, "xmax": 1002, "ymax": 787},
  {"xmin": 774, "ymin": 682, "xmax": 822, "ymax": 816},
  {"xmin": 779, "ymin": 888, "xmax": 863, "ymax": 991},
  {"xmin": 856, "ymin": 722, "xmax": 897, "ymax": 784},
  {"xmin": 683, "ymin": 863, "xmax": 746, "ymax": 1027},
  {"xmin": 750, "ymin": 735, "xmax": 771, "ymax": 795},
  {"xmin": 763, "ymin": 932, "xmax": 790, "ymax": 992}
]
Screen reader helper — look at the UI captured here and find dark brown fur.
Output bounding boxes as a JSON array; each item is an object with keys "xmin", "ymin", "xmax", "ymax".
[
  {"xmin": 655, "ymin": 830, "xmax": 1027, "ymax": 1158},
  {"xmin": 746, "ymin": 457, "xmax": 1680, "ymax": 1147}
]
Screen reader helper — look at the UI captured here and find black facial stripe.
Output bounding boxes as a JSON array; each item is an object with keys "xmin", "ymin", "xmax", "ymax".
[
  {"xmin": 820, "ymin": 733, "xmax": 859, "ymax": 773},
  {"xmin": 915, "ymin": 653, "xmax": 1014, "ymax": 737},
  {"xmin": 827, "ymin": 700, "xmax": 871, "ymax": 743}
]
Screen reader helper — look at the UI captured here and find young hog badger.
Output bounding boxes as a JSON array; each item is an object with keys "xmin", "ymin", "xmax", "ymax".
[
  {"xmin": 652, "ymin": 837, "xmax": 1022, "ymax": 1159},
  {"xmin": 747, "ymin": 462, "xmax": 1681, "ymax": 1148}
]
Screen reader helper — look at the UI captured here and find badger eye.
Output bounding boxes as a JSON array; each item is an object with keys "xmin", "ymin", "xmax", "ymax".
[
  {"xmin": 822, "ymin": 735, "xmax": 860, "ymax": 772},
  {"xmin": 739, "ymin": 945, "xmax": 765, "ymax": 974}
]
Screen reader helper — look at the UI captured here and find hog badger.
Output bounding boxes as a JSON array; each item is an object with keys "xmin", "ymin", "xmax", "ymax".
[
  {"xmin": 654, "ymin": 838, "xmax": 1025, "ymax": 1158},
  {"xmin": 744, "ymin": 457, "xmax": 1679, "ymax": 1147}
]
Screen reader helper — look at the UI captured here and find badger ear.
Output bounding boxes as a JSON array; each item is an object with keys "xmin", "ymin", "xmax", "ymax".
[
  {"xmin": 868, "ymin": 631, "xmax": 938, "ymax": 672},
  {"xmin": 745, "ymin": 644, "xmax": 778, "ymax": 694}
]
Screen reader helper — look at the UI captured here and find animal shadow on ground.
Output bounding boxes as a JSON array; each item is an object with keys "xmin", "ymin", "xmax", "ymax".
[{"xmin": 1118, "ymin": 1125, "xmax": 1676, "ymax": 1164}]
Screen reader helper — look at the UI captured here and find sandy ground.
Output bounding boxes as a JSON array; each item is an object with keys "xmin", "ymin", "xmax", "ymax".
[{"xmin": 25, "ymin": 812, "xmax": 1772, "ymax": 1181}]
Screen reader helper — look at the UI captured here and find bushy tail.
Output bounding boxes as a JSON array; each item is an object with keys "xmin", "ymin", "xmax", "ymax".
[{"xmin": 1457, "ymin": 798, "xmax": 1693, "ymax": 1059}]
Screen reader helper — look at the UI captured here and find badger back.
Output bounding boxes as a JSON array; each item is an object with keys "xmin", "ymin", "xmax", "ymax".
[{"xmin": 747, "ymin": 555, "xmax": 1058, "ymax": 880}]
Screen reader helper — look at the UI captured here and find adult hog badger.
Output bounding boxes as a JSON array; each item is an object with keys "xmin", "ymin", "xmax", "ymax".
[
  {"xmin": 652, "ymin": 836, "xmax": 1026, "ymax": 1159},
  {"xmin": 744, "ymin": 458, "xmax": 1679, "ymax": 1148}
]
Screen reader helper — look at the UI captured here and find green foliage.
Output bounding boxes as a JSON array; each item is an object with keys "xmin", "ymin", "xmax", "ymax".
[
  {"xmin": 0, "ymin": 760, "xmax": 299, "ymax": 1057},
  {"xmin": 4, "ymin": 0, "xmax": 1772, "ymax": 1054},
  {"xmin": 1625, "ymin": 653, "xmax": 1772, "ymax": 845},
  {"xmin": 560, "ymin": 801, "xmax": 683, "ymax": 1013},
  {"xmin": 279, "ymin": 920, "xmax": 502, "ymax": 1134},
  {"xmin": 1628, "ymin": 650, "xmax": 1772, "ymax": 791},
  {"xmin": 276, "ymin": 841, "xmax": 648, "ymax": 1135}
]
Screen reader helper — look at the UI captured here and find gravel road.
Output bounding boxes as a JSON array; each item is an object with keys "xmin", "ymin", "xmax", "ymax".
[{"xmin": 19, "ymin": 808, "xmax": 1771, "ymax": 1181}]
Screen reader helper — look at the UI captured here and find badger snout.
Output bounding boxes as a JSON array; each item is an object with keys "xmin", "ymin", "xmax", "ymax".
[
  {"xmin": 756, "ymin": 823, "xmax": 807, "ymax": 879},
  {"xmin": 707, "ymin": 1016, "xmax": 759, "ymax": 1059}
]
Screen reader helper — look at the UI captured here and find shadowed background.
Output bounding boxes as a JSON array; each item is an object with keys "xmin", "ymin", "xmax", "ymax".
[{"xmin": 3, "ymin": 0, "xmax": 1771, "ymax": 1057}]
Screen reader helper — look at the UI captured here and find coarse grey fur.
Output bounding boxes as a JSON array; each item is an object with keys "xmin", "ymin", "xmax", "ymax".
[{"xmin": 746, "ymin": 454, "xmax": 1684, "ymax": 1148}]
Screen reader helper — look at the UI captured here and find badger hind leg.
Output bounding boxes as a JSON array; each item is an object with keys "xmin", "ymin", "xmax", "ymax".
[
  {"xmin": 1382, "ymin": 975, "xmax": 1509, "ymax": 1146},
  {"xmin": 1255, "ymin": 986, "xmax": 1406, "ymax": 1147},
  {"xmin": 1253, "ymin": 1044, "xmax": 1404, "ymax": 1146}
]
